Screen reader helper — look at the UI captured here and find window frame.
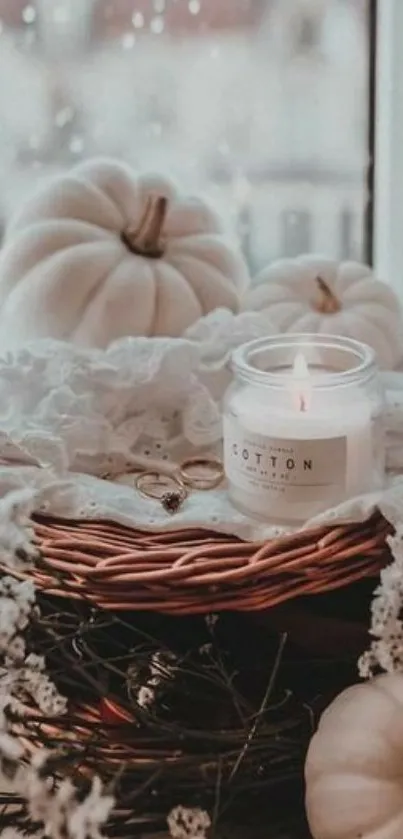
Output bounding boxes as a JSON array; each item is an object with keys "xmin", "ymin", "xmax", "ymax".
[{"xmin": 372, "ymin": 0, "xmax": 403, "ymax": 289}]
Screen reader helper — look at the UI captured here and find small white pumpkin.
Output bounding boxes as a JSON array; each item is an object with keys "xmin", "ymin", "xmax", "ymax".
[
  {"xmin": 242, "ymin": 255, "xmax": 403, "ymax": 369},
  {"xmin": 0, "ymin": 158, "xmax": 249, "ymax": 348},
  {"xmin": 305, "ymin": 673, "xmax": 403, "ymax": 839}
]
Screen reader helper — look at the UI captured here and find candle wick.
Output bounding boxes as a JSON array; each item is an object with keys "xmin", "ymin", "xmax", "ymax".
[{"xmin": 299, "ymin": 394, "xmax": 307, "ymax": 412}]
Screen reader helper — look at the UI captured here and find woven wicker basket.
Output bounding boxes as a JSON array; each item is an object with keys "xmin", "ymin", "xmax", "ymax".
[
  {"xmin": 27, "ymin": 510, "xmax": 392, "ymax": 613},
  {"xmin": 2, "ymin": 510, "xmax": 393, "ymax": 839}
]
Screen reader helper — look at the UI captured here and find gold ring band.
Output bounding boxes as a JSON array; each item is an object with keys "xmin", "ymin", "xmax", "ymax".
[{"xmin": 179, "ymin": 457, "xmax": 224, "ymax": 491}]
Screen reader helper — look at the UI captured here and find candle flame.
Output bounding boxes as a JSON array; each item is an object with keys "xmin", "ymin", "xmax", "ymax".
[{"xmin": 292, "ymin": 351, "xmax": 311, "ymax": 412}]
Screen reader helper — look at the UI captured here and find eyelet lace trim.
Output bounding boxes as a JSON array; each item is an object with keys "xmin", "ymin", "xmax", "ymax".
[{"xmin": 0, "ymin": 313, "xmax": 399, "ymax": 541}]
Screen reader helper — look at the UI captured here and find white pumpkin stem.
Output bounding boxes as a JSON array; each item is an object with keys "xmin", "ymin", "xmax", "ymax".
[
  {"xmin": 315, "ymin": 276, "xmax": 341, "ymax": 314},
  {"xmin": 122, "ymin": 195, "xmax": 168, "ymax": 258}
]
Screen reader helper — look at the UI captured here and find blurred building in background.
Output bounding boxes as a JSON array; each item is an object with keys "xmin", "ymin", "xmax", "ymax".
[{"xmin": 0, "ymin": 0, "xmax": 370, "ymax": 271}]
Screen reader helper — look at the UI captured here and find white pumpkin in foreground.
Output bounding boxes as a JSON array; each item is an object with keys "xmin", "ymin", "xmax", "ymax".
[
  {"xmin": 305, "ymin": 673, "xmax": 403, "ymax": 839},
  {"xmin": 242, "ymin": 255, "xmax": 402, "ymax": 369},
  {"xmin": 0, "ymin": 158, "xmax": 249, "ymax": 348}
]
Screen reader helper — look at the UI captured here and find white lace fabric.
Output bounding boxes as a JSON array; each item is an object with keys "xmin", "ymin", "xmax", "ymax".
[{"xmin": 0, "ymin": 308, "xmax": 402, "ymax": 542}]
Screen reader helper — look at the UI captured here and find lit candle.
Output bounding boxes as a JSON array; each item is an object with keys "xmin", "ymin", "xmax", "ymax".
[
  {"xmin": 289, "ymin": 351, "xmax": 312, "ymax": 412},
  {"xmin": 223, "ymin": 335, "xmax": 384, "ymax": 523}
]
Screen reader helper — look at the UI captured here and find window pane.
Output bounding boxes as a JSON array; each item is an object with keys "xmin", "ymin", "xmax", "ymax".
[{"xmin": 0, "ymin": 0, "xmax": 371, "ymax": 271}]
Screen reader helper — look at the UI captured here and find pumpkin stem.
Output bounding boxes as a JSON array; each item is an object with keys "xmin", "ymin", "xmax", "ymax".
[
  {"xmin": 314, "ymin": 276, "xmax": 341, "ymax": 314},
  {"xmin": 121, "ymin": 195, "xmax": 168, "ymax": 258}
]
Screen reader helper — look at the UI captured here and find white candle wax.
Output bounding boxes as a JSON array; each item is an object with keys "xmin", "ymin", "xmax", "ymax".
[{"xmin": 224, "ymin": 354, "xmax": 375, "ymax": 523}]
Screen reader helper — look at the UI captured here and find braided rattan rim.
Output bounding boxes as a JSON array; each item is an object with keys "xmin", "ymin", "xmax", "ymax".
[{"xmin": 14, "ymin": 511, "xmax": 392, "ymax": 614}]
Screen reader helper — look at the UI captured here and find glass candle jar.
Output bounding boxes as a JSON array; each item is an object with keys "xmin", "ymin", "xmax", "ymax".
[{"xmin": 223, "ymin": 334, "xmax": 385, "ymax": 524}]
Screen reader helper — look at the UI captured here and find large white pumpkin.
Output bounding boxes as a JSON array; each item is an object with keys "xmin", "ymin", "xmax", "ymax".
[
  {"xmin": 305, "ymin": 673, "xmax": 403, "ymax": 839},
  {"xmin": 242, "ymin": 255, "xmax": 403, "ymax": 369},
  {"xmin": 0, "ymin": 158, "xmax": 249, "ymax": 348}
]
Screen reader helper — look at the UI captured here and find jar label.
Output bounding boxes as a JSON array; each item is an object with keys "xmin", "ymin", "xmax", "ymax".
[{"xmin": 223, "ymin": 415, "xmax": 347, "ymax": 509}]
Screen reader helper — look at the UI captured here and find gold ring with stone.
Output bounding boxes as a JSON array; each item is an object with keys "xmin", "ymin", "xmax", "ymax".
[
  {"xmin": 179, "ymin": 457, "xmax": 224, "ymax": 491},
  {"xmin": 135, "ymin": 471, "xmax": 187, "ymax": 514}
]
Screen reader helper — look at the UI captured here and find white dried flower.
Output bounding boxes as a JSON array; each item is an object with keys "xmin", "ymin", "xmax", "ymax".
[
  {"xmin": 0, "ymin": 730, "xmax": 23, "ymax": 762},
  {"xmin": 0, "ymin": 491, "xmax": 80, "ymax": 838},
  {"xmin": 0, "ymin": 731, "xmax": 24, "ymax": 788},
  {"xmin": 0, "ymin": 829, "xmax": 32, "ymax": 839},
  {"xmin": 149, "ymin": 650, "xmax": 176, "ymax": 687},
  {"xmin": 26, "ymin": 756, "xmax": 54, "ymax": 824},
  {"xmin": 42, "ymin": 778, "xmax": 76, "ymax": 839},
  {"xmin": 0, "ymin": 652, "xmax": 66, "ymax": 719},
  {"xmin": 167, "ymin": 805, "xmax": 211, "ymax": 839},
  {"xmin": 130, "ymin": 649, "xmax": 177, "ymax": 710},
  {"xmin": 358, "ymin": 649, "xmax": 378, "ymax": 679},
  {"xmin": 0, "ymin": 601, "xmax": 20, "ymax": 650},
  {"xmin": 5, "ymin": 636, "xmax": 26, "ymax": 665},
  {"xmin": 0, "ymin": 489, "xmax": 38, "ymax": 570},
  {"xmin": 360, "ymin": 526, "xmax": 403, "ymax": 676},
  {"xmin": 0, "ymin": 578, "xmax": 36, "ymax": 655},
  {"xmin": 0, "ymin": 705, "xmax": 7, "ymax": 730},
  {"xmin": 150, "ymin": 650, "xmax": 166, "ymax": 678},
  {"xmin": 31, "ymin": 748, "xmax": 51, "ymax": 772},
  {"xmin": 7, "ymin": 695, "xmax": 28, "ymax": 719},
  {"xmin": 68, "ymin": 776, "xmax": 114, "ymax": 839},
  {"xmin": 137, "ymin": 685, "xmax": 154, "ymax": 708},
  {"xmin": 23, "ymin": 752, "xmax": 113, "ymax": 839},
  {"xmin": 19, "ymin": 661, "xmax": 67, "ymax": 716},
  {"xmin": 25, "ymin": 654, "xmax": 45, "ymax": 672}
]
